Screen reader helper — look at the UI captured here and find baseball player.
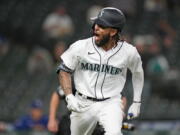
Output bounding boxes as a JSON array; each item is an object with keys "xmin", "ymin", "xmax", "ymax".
[{"xmin": 56, "ymin": 7, "xmax": 144, "ymax": 135}]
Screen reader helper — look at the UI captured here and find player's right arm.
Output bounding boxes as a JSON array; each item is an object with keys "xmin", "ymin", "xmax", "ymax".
[
  {"xmin": 57, "ymin": 41, "xmax": 80, "ymax": 96},
  {"xmin": 58, "ymin": 64, "xmax": 85, "ymax": 112},
  {"xmin": 56, "ymin": 41, "xmax": 85, "ymax": 112}
]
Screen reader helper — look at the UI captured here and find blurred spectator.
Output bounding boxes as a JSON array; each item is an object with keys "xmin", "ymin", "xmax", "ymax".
[
  {"xmin": 120, "ymin": 33, "xmax": 132, "ymax": 43},
  {"xmin": 145, "ymin": 36, "xmax": 172, "ymax": 100},
  {"xmin": 27, "ymin": 46, "xmax": 54, "ymax": 75},
  {"xmin": 43, "ymin": 6, "xmax": 74, "ymax": 40},
  {"xmin": 166, "ymin": 0, "xmax": 180, "ymax": 14},
  {"xmin": 0, "ymin": 36, "xmax": 9, "ymax": 58},
  {"xmin": 155, "ymin": 15, "xmax": 177, "ymax": 66},
  {"xmin": 53, "ymin": 41, "xmax": 67, "ymax": 63},
  {"xmin": 133, "ymin": 35, "xmax": 147, "ymax": 54},
  {"xmin": 79, "ymin": 5, "xmax": 103, "ymax": 38},
  {"xmin": 146, "ymin": 51, "xmax": 169, "ymax": 77},
  {"xmin": 144, "ymin": 0, "xmax": 167, "ymax": 13},
  {"xmin": 146, "ymin": 36, "xmax": 169, "ymax": 77},
  {"xmin": 107, "ymin": 0, "xmax": 137, "ymax": 18},
  {"xmin": 0, "ymin": 99, "xmax": 48, "ymax": 133},
  {"xmin": 161, "ymin": 34, "xmax": 177, "ymax": 66},
  {"xmin": 157, "ymin": 18, "xmax": 176, "ymax": 39},
  {"xmin": 86, "ymin": 5, "xmax": 102, "ymax": 25},
  {"xmin": 133, "ymin": 35, "xmax": 152, "ymax": 74}
]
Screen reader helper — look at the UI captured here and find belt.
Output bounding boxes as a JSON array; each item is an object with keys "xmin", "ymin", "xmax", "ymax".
[{"xmin": 76, "ymin": 91, "xmax": 110, "ymax": 102}]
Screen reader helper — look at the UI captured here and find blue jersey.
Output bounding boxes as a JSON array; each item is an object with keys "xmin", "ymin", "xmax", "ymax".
[{"xmin": 13, "ymin": 115, "xmax": 48, "ymax": 130}]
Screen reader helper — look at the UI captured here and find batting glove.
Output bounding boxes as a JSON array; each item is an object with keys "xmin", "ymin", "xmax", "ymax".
[
  {"xmin": 65, "ymin": 94, "xmax": 83, "ymax": 112},
  {"xmin": 127, "ymin": 102, "xmax": 141, "ymax": 120}
]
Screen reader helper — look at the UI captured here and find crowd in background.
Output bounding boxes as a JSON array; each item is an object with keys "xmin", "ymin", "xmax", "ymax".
[{"xmin": 0, "ymin": 0, "xmax": 180, "ymax": 134}]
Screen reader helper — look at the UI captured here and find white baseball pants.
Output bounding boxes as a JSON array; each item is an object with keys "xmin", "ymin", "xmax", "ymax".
[{"xmin": 70, "ymin": 94, "xmax": 124, "ymax": 135}]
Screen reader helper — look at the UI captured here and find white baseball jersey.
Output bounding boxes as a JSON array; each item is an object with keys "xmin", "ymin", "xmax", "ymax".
[{"xmin": 61, "ymin": 37, "xmax": 143, "ymax": 100}]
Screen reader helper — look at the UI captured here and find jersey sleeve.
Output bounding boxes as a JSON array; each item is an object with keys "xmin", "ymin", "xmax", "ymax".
[
  {"xmin": 128, "ymin": 47, "xmax": 143, "ymax": 74},
  {"xmin": 61, "ymin": 41, "xmax": 81, "ymax": 70},
  {"xmin": 128, "ymin": 47, "xmax": 144, "ymax": 102}
]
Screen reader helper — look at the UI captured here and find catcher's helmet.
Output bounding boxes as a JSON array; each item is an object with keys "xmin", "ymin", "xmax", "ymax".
[{"xmin": 91, "ymin": 7, "xmax": 126, "ymax": 32}]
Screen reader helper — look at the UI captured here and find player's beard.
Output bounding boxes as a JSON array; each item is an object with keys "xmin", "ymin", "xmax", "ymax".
[{"xmin": 95, "ymin": 33, "xmax": 110, "ymax": 47}]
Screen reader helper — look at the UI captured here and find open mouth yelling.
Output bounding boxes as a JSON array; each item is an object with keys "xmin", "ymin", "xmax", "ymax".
[{"xmin": 94, "ymin": 33, "xmax": 100, "ymax": 41}]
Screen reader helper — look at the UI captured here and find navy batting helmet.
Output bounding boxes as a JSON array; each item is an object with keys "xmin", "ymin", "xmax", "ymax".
[{"xmin": 91, "ymin": 7, "xmax": 126, "ymax": 32}]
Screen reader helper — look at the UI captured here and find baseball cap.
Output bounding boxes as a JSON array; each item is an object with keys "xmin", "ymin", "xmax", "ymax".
[{"xmin": 30, "ymin": 99, "xmax": 43, "ymax": 109}]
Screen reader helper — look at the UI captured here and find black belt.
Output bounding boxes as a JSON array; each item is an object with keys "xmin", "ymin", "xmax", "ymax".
[{"xmin": 76, "ymin": 91, "xmax": 110, "ymax": 102}]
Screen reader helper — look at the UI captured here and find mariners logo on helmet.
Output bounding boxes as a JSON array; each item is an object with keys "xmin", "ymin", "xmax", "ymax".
[
  {"xmin": 99, "ymin": 10, "xmax": 104, "ymax": 17},
  {"xmin": 91, "ymin": 7, "xmax": 126, "ymax": 32}
]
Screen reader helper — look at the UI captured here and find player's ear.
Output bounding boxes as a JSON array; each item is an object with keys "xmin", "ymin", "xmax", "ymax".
[{"xmin": 110, "ymin": 28, "xmax": 118, "ymax": 37}]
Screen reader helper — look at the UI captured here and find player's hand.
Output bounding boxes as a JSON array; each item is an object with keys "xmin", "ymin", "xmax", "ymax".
[
  {"xmin": 127, "ymin": 102, "xmax": 141, "ymax": 119},
  {"xmin": 47, "ymin": 119, "xmax": 58, "ymax": 133},
  {"xmin": 65, "ymin": 94, "xmax": 84, "ymax": 112}
]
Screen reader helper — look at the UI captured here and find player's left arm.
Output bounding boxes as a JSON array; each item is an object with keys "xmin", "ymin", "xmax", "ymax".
[
  {"xmin": 131, "ymin": 58, "xmax": 144, "ymax": 103},
  {"xmin": 127, "ymin": 47, "xmax": 144, "ymax": 119}
]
